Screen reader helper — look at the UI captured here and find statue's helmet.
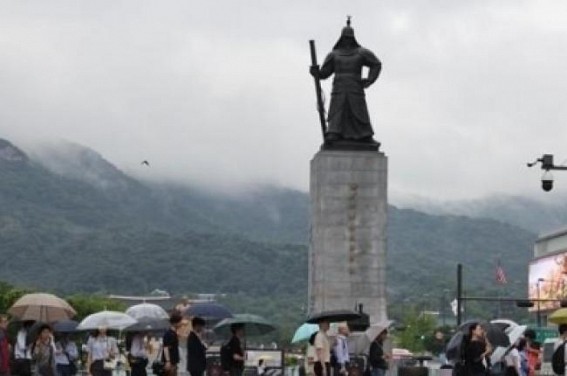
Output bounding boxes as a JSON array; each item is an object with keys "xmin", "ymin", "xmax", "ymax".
[
  {"xmin": 333, "ymin": 17, "xmax": 360, "ymax": 50},
  {"xmin": 341, "ymin": 24, "xmax": 355, "ymax": 38}
]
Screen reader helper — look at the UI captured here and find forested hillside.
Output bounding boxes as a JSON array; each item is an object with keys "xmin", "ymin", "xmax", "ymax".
[{"xmin": 0, "ymin": 139, "xmax": 536, "ymax": 321}]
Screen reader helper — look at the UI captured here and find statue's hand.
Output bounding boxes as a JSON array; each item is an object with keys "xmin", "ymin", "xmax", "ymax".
[
  {"xmin": 362, "ymin": 78, "xmax": 371, "ymax": 88},
  {"xmin": 309, "ymin": 66, "xmax": 320, "ymax": 78}
]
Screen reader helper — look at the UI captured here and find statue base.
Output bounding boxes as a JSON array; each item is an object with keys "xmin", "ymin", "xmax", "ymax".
[
  {"xmin": 321, "ymin": 139, "xmax": 380, "ymax": 152},
  {"xmin": 308, "ymin": 149, "xmax": 388, "ymax": 324}
]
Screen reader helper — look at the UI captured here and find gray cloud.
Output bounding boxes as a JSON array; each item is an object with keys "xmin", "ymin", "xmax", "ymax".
[{"xmin": 1, "ymin": 1, "xmax": 567, "ymax": 199}]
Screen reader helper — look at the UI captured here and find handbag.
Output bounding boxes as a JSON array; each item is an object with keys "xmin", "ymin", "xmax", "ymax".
[
  {"xmin": 103, "ymin": 337, "xmax": 118, "ymax": 370},
  {"xmin": 151, "ymin": 343, "xmax": 165, "ymax": 376},
  {"xmin": 103, "ymin": 358, "xmax": 118, "ymax": 370},
  {"xmin": 64, "ymin": 352, "xmax": 78, "ymax": 375}
]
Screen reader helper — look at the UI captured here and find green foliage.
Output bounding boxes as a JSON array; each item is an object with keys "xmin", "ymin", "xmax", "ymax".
[
  {"xmin": 0, "ymin": 281, "xmax": 31, "ymax": 314},
  {"xmin": 66, "ymin": 294, "xmax": 126, "ymax": 320},
  {"xmin": 396, "ymin": 307, "xmax": 437, "ymax": 353}
]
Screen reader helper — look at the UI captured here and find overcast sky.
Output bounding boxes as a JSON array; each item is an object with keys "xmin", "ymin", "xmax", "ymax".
[{"xmin": 2, "ymin": 1, "xmax": 567, "ymax": 201}]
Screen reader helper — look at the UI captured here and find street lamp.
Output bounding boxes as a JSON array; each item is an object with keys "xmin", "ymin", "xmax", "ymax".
[
  {"xmin": 537, "ymin": 278, "xmax": 545, "ymax": 327},
  {"xmin": 527, "ymin": 154, "xmax": 567, "ymax": 191}
]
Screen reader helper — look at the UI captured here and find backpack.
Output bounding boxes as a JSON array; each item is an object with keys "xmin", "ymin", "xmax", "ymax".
[
  {"xmin": 552, "ymin": 341, "xmax": 566, "ymax": 375},
  {"xmin": 220, "ymin": 341, "xmax": 233, "ymax": 371}
]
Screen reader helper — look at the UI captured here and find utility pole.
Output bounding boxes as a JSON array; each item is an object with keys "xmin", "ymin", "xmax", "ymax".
[{"xmin": 457, "ymin": 263, "xmax": 463, "ymax": 326}]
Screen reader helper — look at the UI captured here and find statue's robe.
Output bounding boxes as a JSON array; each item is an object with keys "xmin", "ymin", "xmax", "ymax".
[{"xmin": 319, "ymin": 47, "xmax": 381, "ymax": 140}]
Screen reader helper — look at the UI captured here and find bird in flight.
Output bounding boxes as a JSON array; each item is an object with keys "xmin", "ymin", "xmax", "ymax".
[{"xmin": 141, "ymin": 160, "xmax": 150, "ymax": 166}]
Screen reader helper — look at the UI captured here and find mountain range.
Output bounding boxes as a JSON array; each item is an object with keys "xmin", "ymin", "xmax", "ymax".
[{"xmin": 0, "ymin": 138, "xmax": 543, "ymax": 320}]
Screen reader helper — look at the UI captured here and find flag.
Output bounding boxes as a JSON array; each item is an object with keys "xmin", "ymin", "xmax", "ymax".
[
  {"xmin": 451, "ymin": 299, "xmax": 458, "ymax": 316},
  {"xmin": 495, "ymin": 260, "xmax": 507, "ymax": 284}
]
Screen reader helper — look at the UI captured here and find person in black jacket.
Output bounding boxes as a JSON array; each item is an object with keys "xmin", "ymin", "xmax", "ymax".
[
  {"xmin": 228, "ymin": 324, "xmax": 245, "ymax": 376},
  {"xmin": 463, "ymin": 323, "xmax": 492, "ymax": 376},
  {"xmin": 369, "ymin": 328, "xmax": 389, "ymax": 376},
  {"xmin": 187, "ymin": 317, "xmax": 207, "ymax": 376}
]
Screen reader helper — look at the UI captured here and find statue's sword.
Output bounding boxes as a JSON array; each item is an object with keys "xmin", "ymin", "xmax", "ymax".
[{"xmin": 309, "ymin": 40, "xmax": 327, "ymax": 140}]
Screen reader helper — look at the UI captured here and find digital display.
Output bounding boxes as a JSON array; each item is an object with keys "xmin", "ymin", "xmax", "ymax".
[{"xmin": 528, "ymin": 251, "xmax": 567, "ymax": 311}]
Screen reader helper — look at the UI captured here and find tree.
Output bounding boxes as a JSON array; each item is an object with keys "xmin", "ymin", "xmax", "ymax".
[{"xmin": 397, "ymin": 307, "xmax": 437, "ymax": 352}]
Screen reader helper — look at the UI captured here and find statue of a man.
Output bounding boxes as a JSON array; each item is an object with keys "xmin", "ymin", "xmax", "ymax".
[{"xmin": 310, "ymin": 19, "xmax": 382, "ymax": 149}]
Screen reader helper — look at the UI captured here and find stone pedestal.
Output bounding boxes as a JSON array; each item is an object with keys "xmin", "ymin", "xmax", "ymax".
[{"xmin": 308, "ymin": 149, "xmax": 387, "ymax": 324}]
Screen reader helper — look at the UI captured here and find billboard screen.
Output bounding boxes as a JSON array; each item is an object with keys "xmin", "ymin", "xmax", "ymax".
[{"xmin": 528, "ymin": 250, "xmax": 567, "ymax": 311}]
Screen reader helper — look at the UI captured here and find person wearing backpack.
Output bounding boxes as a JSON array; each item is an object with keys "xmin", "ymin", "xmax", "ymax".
[{"xmin": 552, "ymin": 324, "xmax": 567, "ymax": 375}]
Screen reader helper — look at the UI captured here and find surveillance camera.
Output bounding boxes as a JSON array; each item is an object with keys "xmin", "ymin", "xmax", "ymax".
[{"xmin": 542, "ymin": 179, "xmax": 553, "ymax": 192}]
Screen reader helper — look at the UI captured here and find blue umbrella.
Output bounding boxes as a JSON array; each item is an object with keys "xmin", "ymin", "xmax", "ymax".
[
  {"xmin": 185, "ymin": 302, "xmax": 233, "ymax": 320},
  {"xmin": 292, "ymin": 323, "xmax": 319, "ymax": 343}
]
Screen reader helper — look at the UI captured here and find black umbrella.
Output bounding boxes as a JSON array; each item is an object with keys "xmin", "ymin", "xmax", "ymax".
[
  {"xmin": 458, "ymin": 321, "xmax": 510, "ymax": 348},
  {"xmin": 185, "ymin": 302, "xmax": 233, "ymax": 321},
  {"xmin": 213, "ymin": 314, "xmax": 276, "ymax": 337},
  {"xmin": 447, "ymin": 321, "xmax": 510, "ymax": 361},
  {"xmin": 53, "ymin": 320, "xmax": 79, "ymax": 333},
  {"xmin": 306, "ymin": 310, "xmax": 361, "ymax": 324}
]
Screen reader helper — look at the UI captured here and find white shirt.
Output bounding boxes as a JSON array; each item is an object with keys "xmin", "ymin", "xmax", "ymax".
[
  {"xmin": 87, "ymin": 336, "xmax": 118, "ymax": 361},
  {"xmin": 14, "ymin": 329, "xmax": 31, "ymax": 359},
  {"xmin": 55, "ymin": 340, "xmax": 78, "ymax": 365},
  {"xmin": 130, "ymin": 335, "xmax": 147, "ymax": 358},
  {"xmin": 504, "ymin": 348, "xmax": 520, "ymax": 376},
  {"xmin": 334, "ymin": 335, "xmax": 350, "ymax": 365}
]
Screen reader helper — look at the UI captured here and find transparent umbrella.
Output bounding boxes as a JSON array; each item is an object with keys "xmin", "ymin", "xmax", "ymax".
[{"xmin": 78, "ymin": 310, "xmax": 137, "ymax": 330}]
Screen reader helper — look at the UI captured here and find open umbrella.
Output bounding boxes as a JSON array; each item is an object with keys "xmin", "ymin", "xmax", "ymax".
[
  {"xmin": 185, "ymin": 302, "xmax": 233, "ymax": 321},
  {"xmin": 77, "ymin": 310, "xmax": 137, "ymax": 330},
  {"xmin": 365, "ymin": 320, "xmax": 393, "ymax": 340},
  {"xmin": 490, "ymin": 319, "xmax": 518, "ymax": 333},
  {"xmin": 53, "ymin": 320, "xmax": 79, "ymax": 333},
  {"xmin": 292, "ymin": 323, "xmax": 319, "ymax": 343},
  {"xmin": 447, "ymin": 321, "xmax": 510, "ymax": 361},
  {"xmin": 124, "ymin": 317, "xmax": 169, "ymax": 332},
  {"xmin": 9, "ymin": 293, "xmax": 76, "ymax": 322},
  {"xmin": 490, "ymin": 325, "xmax": 528, "ymax": 365},
  {"xmin": 549, "ymin": 308, "xmax": 567, "ymax": 324},
  {"xmin": 306, "ymin": 310, "xmax": 361, "ymax": 324},
  {"xmin": 457, "ymin": 321, "xmax": 509, "ymax": 348},
  {"xmin": 213, "ymin": 314, "xmax": 276, "ymax": 337},
  {"xmin": 126, "ymin": 303, "xmax": 169, "ymax": 320}
]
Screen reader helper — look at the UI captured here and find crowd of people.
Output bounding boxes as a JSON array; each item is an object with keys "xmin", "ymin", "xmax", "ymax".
[
  {"xmin": 0, "ymin": 310, "xmax": 249, "ymax": 376},
  {"xmin": 457, "ymin": 323, "xmax": 543, "ymax": 376},
  {"xmin": 303, "ymin": 321, "xmax": 389, "ymax": 376}
]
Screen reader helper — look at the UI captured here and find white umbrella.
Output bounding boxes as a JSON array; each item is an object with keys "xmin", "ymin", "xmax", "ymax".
[
  {"xmin": 490, "ymin": 319, "xmax": 518, "ymax": 332},
  {"xmin": 78, "ymin": 310, "xmax": 137, "ymax": 330},
  {"xmin": 125, "ymin": 303, "xmax": 169, "ymax": 320},
  {"xmin": 490, "ymin": 325, "xmax": 528, "ymax": 364},
  {"xmin": 365, "ymin": 320, "xmax": 393, "ymax": 340}
]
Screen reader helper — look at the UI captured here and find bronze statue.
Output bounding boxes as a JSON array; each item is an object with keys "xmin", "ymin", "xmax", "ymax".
[{"xmin": 310, "ymin": 18, "xmax": 382, "ymax": 150}]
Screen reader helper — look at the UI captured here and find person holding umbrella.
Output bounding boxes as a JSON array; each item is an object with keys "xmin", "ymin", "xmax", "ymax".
[
  {"xmin": 225, "ymin": 324, "xmax": 245, "ymax": 376},
  {"xmin": 313, "ymin": 321, "xmax": 331, "ymax": 376},
  {"xmin": 31, "ymin": 324, "xmax": 56, "ymax": 376},
  {"xmin": 186, "ymin": 317, "xmax": 207, "ymax": 376},
  {"xmin": 54, "ymin": 333, "xmax": 78, "ymax": 376},
  {"xmin": 14, "ymin": 321, "xmax": 34, "ymax": 376},
  {"xmin": 126, "ymin": 331, "xmax": 148, "ymax": 376},
  {"xmin": 369, "ymin": 326, "xmax": 389, "ymax": 376},
  {"xmin": 85, "ymin": 327, "xmax": 118, "ymax": 376},
  {"xmin": 463, "ymin": 323, "xmax": 493, "ymax": 376}
]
